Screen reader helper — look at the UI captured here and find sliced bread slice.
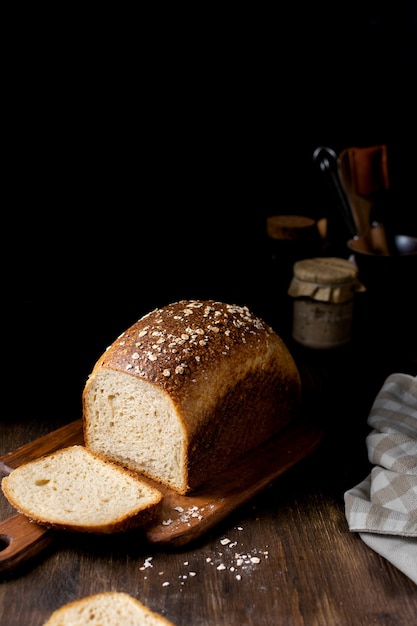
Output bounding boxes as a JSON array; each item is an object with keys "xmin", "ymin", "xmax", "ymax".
[
  {"xmin": 1, "ymin": 445, "xmax": 163, "ymax": 533},
  {"xmin": 42, "ymin": 591, "xmax": 175, "ymax": 625}
]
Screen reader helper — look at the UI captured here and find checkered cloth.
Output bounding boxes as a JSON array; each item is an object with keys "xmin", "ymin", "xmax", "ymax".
[{"xmin": 344, "ymin": 372, "xmax": 417, "ymax": 584}]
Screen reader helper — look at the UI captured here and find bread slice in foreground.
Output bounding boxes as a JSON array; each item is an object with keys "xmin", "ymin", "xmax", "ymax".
[
  {"xmin": 42, "ymin": 591, "xmax": 176, "ymax": 625},
  {"xmin": 1, "ymin": 445, "xmax": 163, "ymax": 533}
]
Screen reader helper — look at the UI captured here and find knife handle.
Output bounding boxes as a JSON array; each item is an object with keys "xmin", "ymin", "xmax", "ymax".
[{"xmin": 0, "ymin": 514, "xmax": 54, "ymax": 574}]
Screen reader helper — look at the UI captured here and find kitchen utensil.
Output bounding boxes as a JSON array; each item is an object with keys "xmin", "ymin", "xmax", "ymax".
[
  {"xmin": 338, "ymin": 145, "xmax": 392, "ymax": 254},
  {"xmin": 313, "ymin": 146, "xmax": 357, "ymax": 240}
]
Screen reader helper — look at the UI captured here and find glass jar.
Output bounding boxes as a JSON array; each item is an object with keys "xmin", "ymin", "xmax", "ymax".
[{"xmin": 288, "ymin": 257, "xmax": 363, "ymax": 349}]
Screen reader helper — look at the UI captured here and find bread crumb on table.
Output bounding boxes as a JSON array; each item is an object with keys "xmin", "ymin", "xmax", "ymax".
[{"xmin": 138, "ymin": 525, "xmax": 269, "ymax": 587}]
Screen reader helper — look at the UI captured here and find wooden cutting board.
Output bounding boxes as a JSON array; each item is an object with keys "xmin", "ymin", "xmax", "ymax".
[{"xmin": 0, "ymin": 418, "xmax": 322, "ymax": 574}]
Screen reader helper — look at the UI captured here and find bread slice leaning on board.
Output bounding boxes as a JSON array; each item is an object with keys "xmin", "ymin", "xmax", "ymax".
[
  {"xmin": 42, "ymin": 591, "xmax": 176, "ymax": 625},
  {"xmin": 1, "ymin": 445, "xmax": 163, "ymax": 533},
  {"xmin": 82, "ymin": 299, "xmax": 302, "ymax": 495}
]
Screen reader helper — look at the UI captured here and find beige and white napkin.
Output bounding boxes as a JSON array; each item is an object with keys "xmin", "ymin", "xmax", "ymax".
[{"xmin": 344, "ymin": 372, "xmax": 417, "ymax": 584}]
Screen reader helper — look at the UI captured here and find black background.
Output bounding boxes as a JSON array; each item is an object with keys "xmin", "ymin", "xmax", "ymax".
[{"xmin": 6, "ymin": 1, "xmax": 417, "ymax": 420}]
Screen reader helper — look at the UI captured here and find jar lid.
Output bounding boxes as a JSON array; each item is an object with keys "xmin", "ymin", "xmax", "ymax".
[
  {"xmin": 288, "ymin": 257, "xmax": 363, "ymax": 303},
  {"xmin": 266, "ymin": 215, "xmax": 317, "ymax": 241}
]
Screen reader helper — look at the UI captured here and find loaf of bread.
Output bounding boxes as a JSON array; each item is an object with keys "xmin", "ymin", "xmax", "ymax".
[
  {"xmin": 1, "ymin": 445, "xmax": 163, "ymax": 533},
  {"xmin": 82, "ymin": 299, "xmax": 302, "ymax": 495},
  {"xmin": 42, "ymin": 591, "xmax": 175, "ymax": 625}
]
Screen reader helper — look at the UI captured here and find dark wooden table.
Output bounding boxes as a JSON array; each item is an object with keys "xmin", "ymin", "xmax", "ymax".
[{"xmin": 1, "ymin": 308, "xmax": 416, "ymax": 625}]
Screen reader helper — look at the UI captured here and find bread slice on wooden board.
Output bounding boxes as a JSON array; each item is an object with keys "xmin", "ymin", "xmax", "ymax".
[
  {"xmin": 1, "ymin": 445, "xmax": 163, "ymax": 533},
  {"xmin": 82, "ymin": 299, "xmax": 302, "ymax": 495},
  {"xmin": 42, "ymin": 591, "xmax": 176, "ymax": 625}
]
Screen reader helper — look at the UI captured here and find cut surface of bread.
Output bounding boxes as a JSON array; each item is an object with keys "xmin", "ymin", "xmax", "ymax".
[
  {"xmin": 1, "ymin": 445, "xmax": 163, "ymax": 533},
  {"xmin": 42, "ymin": 591, "xmax": 176, "ymax": 625},
  {"xmin": 83, "ymin": 299, "xmax": 302, "ymax": 494}
]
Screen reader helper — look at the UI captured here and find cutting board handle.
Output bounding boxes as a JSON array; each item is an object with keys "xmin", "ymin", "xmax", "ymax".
[{"xmin": 0, "ymin": 514, "xmax": 53, "ymax": 574}]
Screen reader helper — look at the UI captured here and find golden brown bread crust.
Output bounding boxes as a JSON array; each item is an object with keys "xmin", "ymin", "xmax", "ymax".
[
  {"xmin": 83, "ymin": 300, "xmax": 302, "ymax": 492},
  {"xmin": 88, "ymin": 300, "xmax": 299, "ymax": 407}
]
